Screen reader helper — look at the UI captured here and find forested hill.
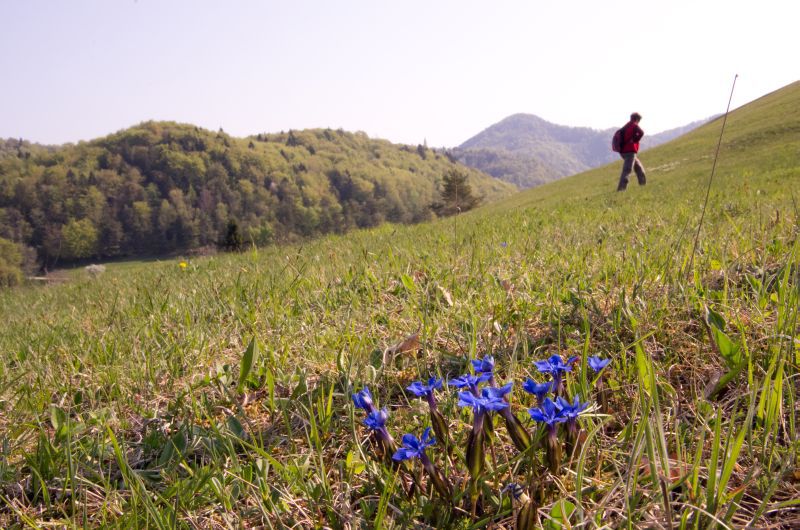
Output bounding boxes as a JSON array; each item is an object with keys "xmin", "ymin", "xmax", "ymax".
[
  {"xmin": 453, "ymin": 114, "xmax": 711, "ymax": 188},
  {"xmin": 0, "ymin": 122, "xmax": 514, "ymax": 269}
]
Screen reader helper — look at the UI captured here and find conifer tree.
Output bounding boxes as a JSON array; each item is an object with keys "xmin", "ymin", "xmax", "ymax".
[
  {"xmin": 431, "ymin": 169, "xmax": 481, "ymax": 217},
  {"xmin": 221, "ymin": 220, "xmax": 244, "ymax": 251}
]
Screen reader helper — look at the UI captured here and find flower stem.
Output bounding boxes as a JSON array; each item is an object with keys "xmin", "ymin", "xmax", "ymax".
[
  {"xmin": 420, "ymin": 452, "xmax": 452, "ymax": 499},
  {"xmin": 501, "ymin": 407, "xmax": 531, "ymax": 452},
  {"xmin": 545, "ymin": 427, "xmax": 562, "ymax": 474}
]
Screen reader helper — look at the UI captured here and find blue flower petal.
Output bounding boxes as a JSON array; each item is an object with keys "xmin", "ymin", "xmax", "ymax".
[
  {"xmin": 471, "ymin": 355, "xmax": 495, "ymax": 374},
  {"xmin": 588, "ymin": 356, "xmax": 611, "ymax": 373},
  {"xmin": 393, "ymin": 429, "xmax": 436, "ymax": 461},
  {"xmin": 363, "ymin": 408, "xmax": 389, "ymax": 430},
  {"xmin": 457, "ymin": 391, "xmax": 479, "ymax": 408},
  {"xmin": 457, "ymin": 391, "xmax": 508, "ymax": 412},
  {"xmin": 528, "ymin": 407, "xmax": 546, "ymax": 423},
  {"xmin": 407, "ymin": 381, "xmax": 429, "ymax": 397},
  {"xmin": 352, "ymin": 387, "xmax": 374, "ymax": 410},
  {"xmin": 534, "ymin": 359, "xmax": 553, "ymax": 374},
  {"xmin": 483, "ymin": 397, "xmax": 510, "ymax": 412},
  {"xmin": 401, "ymin": 433, "xmax": 419, "ymax": 448},
  {"xmin": 554, "ymin": 395, "xmax": 589, "ymax": 421},
  {"xmin": 449, "ymin": 373, "xmax": 490, "ymax": 390},
  {"xmin": 427, "ymin": 377, "xmax": 443, "ymax": 390},
  {"xmin": 392, "ymin": 447, "xmax": 413, "ymax": 461},
  {"xmin": 420, "ymin": 426, "xmax": 435, "ymax": 446},
  {"xmin": 529, "ymin": 397, "xmax": 567, "ymax": 426},
  {"xmin": 522, "ymin": 379, "xmax": 552, "ymax": 399},
  {"xmin": 535, "ymin": 355, "xmax": 575, "ymax": 376},
  {"xmin": 484, "ymin": 382, "xmax": 513, "ymax": 399}
]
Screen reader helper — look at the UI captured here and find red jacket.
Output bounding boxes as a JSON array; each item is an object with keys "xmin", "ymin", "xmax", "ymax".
[{"xmin": 621, "ymin": 121, "xmax": 644, "ymax": 153}]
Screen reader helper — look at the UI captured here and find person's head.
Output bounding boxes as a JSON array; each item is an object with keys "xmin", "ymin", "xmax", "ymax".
[{"xmin": 630, "ymin": 112, "xmax": 642, "ymax": 123}]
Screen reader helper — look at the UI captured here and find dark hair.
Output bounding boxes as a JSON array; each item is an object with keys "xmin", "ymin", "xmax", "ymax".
[{"xmin": 630, "ymin": 112, "xmax": 642, "ymax": 122}]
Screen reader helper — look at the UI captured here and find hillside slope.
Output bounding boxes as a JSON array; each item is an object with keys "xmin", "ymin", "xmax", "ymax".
[
  {"xmin": 0, "ymin": 123, "xmax": 515, "ymax": 267},
  {"xmin": 490, "ymin": 80, "xmax": 799, "ymax": 210},
  {"xmin": 0, "ymin": 82, "xmax": 797, "ymax": 528},
  {"xmin": 454, "ymin": 113, "xmax": 711, "ymax": 188}
]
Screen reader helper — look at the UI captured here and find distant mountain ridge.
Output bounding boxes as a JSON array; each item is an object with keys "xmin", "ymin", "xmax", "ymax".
[{"xmin": 453, "ymin": 114, "xmax": 714, "ymax": 188}]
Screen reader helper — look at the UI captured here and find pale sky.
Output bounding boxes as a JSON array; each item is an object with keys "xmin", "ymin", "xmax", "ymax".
[{"xmin": 1, "ymin": 0, "xmax": 797, "ymax": 147}]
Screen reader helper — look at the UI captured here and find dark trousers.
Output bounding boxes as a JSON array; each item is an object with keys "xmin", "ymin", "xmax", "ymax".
[{"xmin": 617, "ymin": 152, "xmax": 646, "ymax": 191}]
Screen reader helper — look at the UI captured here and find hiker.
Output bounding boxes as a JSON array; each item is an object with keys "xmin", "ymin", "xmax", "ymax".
[{"xmin": 617, "ymin": 112, "xmax": 647, "ymax": 191}]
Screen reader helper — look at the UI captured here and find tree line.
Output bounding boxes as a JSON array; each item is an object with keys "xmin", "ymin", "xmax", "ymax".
[{"xmin": 0, "ymin": 122, "xmax": 512, "ymax": 285}]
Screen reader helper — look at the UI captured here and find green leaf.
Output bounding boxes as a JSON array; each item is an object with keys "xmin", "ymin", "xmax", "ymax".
[
  {"xmin": 400, "ymin": 273, "xmax": 415, "ymax": 292},
  {"xmin": 157, "ymin": 439, "xmax": 175, "ymax": 467},
  {"xmin": 635, "ymin": 344, "xmax": 654, "ymax": 397},
  {"xmin": 705, "ymin": 306, "xmax": 726, "ymax": 331},
  {"xmin": 291, "ymin": 371, "xmax": 308, "ymax": 400},
  {"xmin": 758, "ymin": 359, "xmax": 784, "ymax": 430},
  {"xmin": 546, "ymin": 499, "xmax": 576, "ymax": 529},
  {"xmin": 345, "ymin": 450, "xmax": 366, "ymax": 475},
  {"xmin": 49, "ymin": 405, "xmax": 67, "ymax": 432},
  {"xmin": 706, "ymin": 361, "xmax": 747, "ymax": 400},
  {"xmin": 158, "ymin": 428, "xmax": 188, "ymax": 467},
  {"xmin": 237, "ymin": 337, "xmax": 259, "ymax": 393},
  {"xmin": 710, "ymin": 326, "xmax": 743, "ymax": 369},
  {"xmin": 226, "ymin": 415, "xmax": 246, "ymax": 440}
]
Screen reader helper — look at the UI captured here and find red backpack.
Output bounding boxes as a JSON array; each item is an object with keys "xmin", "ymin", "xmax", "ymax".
[{"xmin": 611, "ymin": 125, "xmax": 626, "ymax": 152}]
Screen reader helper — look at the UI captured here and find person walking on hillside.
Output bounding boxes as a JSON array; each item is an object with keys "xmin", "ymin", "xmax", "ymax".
[{"xmin": 617, "ymin": 112, "xmax": 647, "ymax": 191}]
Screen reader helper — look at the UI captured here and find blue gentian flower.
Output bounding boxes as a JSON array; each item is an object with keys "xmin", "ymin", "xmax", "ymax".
[
  {"xmin": 522, "ymin": 379, "xmax": 553, "ymax": 403},
  {"xmin": 460, "ymin": 389, "xmax": 508, "ymax": 485},
  {"xmin": 486, "ymin": 382, "xmax": 531, "ymax": 451},
  {"xmin": 556, "ymin": 395, "xmax": 589, "ymax": 421},
  {"xmin": 392, "ymin": 427, "xmax": 436, "ymax": 462},
  {"xmin": 533, "ymin": 355, "xmax": 577, "ymax": 396},
  {"xmin": 557, "ymin": 395, "xmax": 589, "ymax": 455},
  {"xmin": 528, "ymin": 397, "xmax": 566, "ymax": 429},
  {"xmin": 363, "ymin": 408, "xmax": 389, "ymax": 431},
  {"xmin": 353, "ymin": 392, "xmax": 396, "ymax": 459},
  {"xmin": 471, "ymin": 355, "xmax": 495, "ymax": 376},
  {"xmin": 534, "ymin": 354, "xmax": 577, "ymax": 376},
  {"xmin": 457, "ymin": 390, "xmax": 509, "ymax": 413},
  {"xmin": 352, "ymin": 387, "xmax": 375, "ymax": 412},
  {"xmin": 472, "ymin": 355, "xmax": 497, "ymax": 385},
  {"xmin": 407, "ymin": 377, "xmax": 443, "ymax": 398},
  {"xmin": 588, "ymin": 356, "xmax": 611, "ymax": 374},
  {"xmin": 409, "ymin": 377, "xmax": 448, "ymax": 449},
  {"xmin": 530, "ymin": 397, "xmax": 566, "ymax": 473},
  {"xmin": 392, "ymin": 427, "xmax": 452, "ymax": 498},
  {"xmin": 449, "ymin": 373, "xmax": 492, "ymax": 395},
  {"xmin": 590, "ymin": 356, "xmax": 612, "ymax": 414}
]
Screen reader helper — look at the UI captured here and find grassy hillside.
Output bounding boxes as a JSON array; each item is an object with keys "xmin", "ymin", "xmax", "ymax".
[
  {"xmin": 455, "ymin": 114, "xmax": 712, "ymax": 188},
  {"xmin": 0, "ymin": 82, "xmax": 797, "ymax": 528}
]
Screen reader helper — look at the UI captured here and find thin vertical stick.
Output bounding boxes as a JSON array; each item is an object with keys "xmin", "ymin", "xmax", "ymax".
[{"xmin": 686, "ymin": 74, "xmax": 738, "ymax": 276}]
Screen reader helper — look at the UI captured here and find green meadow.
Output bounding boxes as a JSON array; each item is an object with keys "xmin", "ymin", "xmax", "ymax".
[{"xmin": 1, "ymin": 82, "xmax": 798, "ymax": 528}]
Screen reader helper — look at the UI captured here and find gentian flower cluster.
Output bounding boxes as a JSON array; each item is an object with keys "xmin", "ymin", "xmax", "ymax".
[
  {"xmin": 351, "ymin": 353, "xmax": 613, "ymax": 516},
  {"xmin": 453, "ymin": 358, "xmax": 513, "ymax": 515},
  {"xmin": 525, "ymin": 354, "xmax": 601, "ymax": 471}
]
